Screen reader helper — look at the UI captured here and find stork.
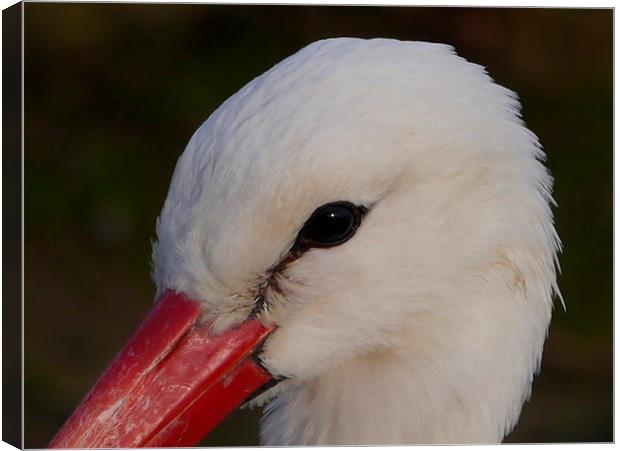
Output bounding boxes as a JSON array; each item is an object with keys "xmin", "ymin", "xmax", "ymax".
[{"xmin": 49, "ymin": 37, "xmax": 561, "ymax": 447}]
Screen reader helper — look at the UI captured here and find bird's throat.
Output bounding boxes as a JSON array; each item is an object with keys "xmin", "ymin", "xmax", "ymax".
[{"xmin": 260, "ymin": 320, "xmax": 537, "ymax": 445}]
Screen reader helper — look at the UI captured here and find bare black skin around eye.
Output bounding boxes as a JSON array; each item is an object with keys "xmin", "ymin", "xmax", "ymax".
[
  {"xmin": 252, "ymin": 202, "xmax": 366, "ymax": 317},
  {"xmin": 294, "ymin": 201, "xmax": 366, "ymax": 251}
]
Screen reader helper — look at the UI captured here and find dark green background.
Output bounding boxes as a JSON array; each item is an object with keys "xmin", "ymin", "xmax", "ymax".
[{"xmin": 22, "ymin": 5, "xmax": 612, "ymax": 446}]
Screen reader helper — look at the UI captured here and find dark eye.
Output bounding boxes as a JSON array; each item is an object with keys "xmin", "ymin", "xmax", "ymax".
[{"xmin": 295, "ymin": 201, "xmax": 364, "ymax": 249}]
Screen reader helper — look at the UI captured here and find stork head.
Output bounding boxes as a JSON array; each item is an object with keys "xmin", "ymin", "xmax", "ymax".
[{"xmin": 51, "ymin": 38, "xmax": 560, "ymax": 447}]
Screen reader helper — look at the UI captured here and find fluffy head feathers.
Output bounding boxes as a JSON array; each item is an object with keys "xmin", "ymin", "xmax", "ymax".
[{"xmin": 151, "ymin": 38, "xmax": 560, "ymax": 444}]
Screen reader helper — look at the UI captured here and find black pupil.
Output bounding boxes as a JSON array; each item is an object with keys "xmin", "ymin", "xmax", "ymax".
[{"xmin": 298, "ymin": 203, "xmax": 359, "ymax": 247}]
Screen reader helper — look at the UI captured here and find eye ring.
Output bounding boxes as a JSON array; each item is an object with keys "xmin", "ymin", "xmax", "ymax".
[{"xmin": 294, "ymin": 201, "xmax": 365, "ymax": 251}]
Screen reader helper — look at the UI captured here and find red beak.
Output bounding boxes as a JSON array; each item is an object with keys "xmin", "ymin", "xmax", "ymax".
[{"xmin": 48, "ymin": 291, "xmax": 275, "ymax": 448}]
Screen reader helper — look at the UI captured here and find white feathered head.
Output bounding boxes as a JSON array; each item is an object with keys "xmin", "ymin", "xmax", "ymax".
[{"xmin": 151, "ymin": 38, "xmax": 561, "ymax": 444}]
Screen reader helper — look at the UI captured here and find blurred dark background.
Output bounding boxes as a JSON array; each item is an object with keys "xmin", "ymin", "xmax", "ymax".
[{"xmin": 22, "ymin": 5, "xmax": 612, "ymax": 447}]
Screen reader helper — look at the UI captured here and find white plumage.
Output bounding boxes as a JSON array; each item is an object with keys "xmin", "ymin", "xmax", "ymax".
[{"xmin": 151, "ymin": 38, "xmax": 561, "ymax": 445}]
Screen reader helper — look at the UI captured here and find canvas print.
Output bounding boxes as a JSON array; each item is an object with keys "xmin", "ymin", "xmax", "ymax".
[{"xmin": 8, "ymin": 4, "xmax": 612, "ymax": 447}]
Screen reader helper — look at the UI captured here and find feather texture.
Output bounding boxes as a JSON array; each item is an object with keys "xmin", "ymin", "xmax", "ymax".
[{"xmin": 151, "ymin": 38, "xmax": 561, "ymax": 444}]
